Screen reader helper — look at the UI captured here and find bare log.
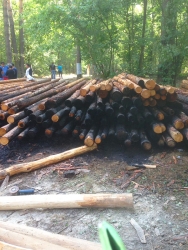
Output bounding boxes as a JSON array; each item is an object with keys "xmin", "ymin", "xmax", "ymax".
[
  {"xmin": 167, "ymin": 124, "xmax": 183, "ymax": 142},
  {"xmin": 0, "ymin": 127, "xmax": 23, "ymax": 145}
]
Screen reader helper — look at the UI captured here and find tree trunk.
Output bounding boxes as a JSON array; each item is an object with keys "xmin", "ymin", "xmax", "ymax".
[
  {"xmin": 19, "ymin": 0, "xmax": 24, "ymax": 77},
  {"xmin": 3, "ymin": 0, "xmax": 12, "ymax": 62}
]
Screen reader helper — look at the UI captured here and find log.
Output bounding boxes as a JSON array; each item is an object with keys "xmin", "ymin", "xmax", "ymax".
[
  {"xmin": 110, "ymin": 87, "xmax": 123, "ymax": 102},
  {"xmin": 114, "ymin": 76, "xmax": 134, "ymax": 89},
  {"xmin": 42, "ymin": 118, "xmax": 53, "ymax": 129},
  {"xmin": 0, "ymin": 79, "xmax": 58, "ymax": 103},
  {"xmin": 159, "ymin": 87, "xmax": 167, "ymax": 96},
  {"xmin": 162, "ymin": 132, "xmax": 176, "ymax": 147},
  {"xmin": 108, "ymin": 122, "xmax": 115, "ymax": 138},
  {"xmin": 132, "ymin": 97, "xmax": 143, "ymax": 109},
  {"xmin": 180, "ymin": 80, "xmax": 188, "ymax": 90},
  {"xmin": 116, "ymin": 112, "xmax": 125, "ymax": 123},
  {"xmin": 167, "ymin": 124, "xmax": 183, "ymax": 142},
  {"xmin": 0, "ymin": 144, "xmax": 97, "ymax": 180},
  {"xmin": 52, "ymin": 107, "xmax": 71, "ymax": 122},
  {"xmin": 171, "ymin": 116, "xmax": 184, "ymax": 130},
  {"xmin": 8, "ymin": 105, "xmax": 20, "ymax": 115},
  {"xmin": 84, "ymin": 126, "xmax": 98, "ymax": 146},
  {"xmin": 0, "ymin": 192, "xmax": 133, "ymax": 210},
  {"xmin": 0, "ymin": 127, "xmax": 23, "ymax": 145},
  {"xmin": 129, "ymin": 106, "xmax": 138, "ymax": 116},
  {"xmin": 80, "ymin": 80, "xmax": 97, "ymax": 96},
  {"xmin": 85, "ymin": 91, "xmax": 95, "ymax": 103},
  {"xmin": 140, "ymin": 78, "xmax": 156, "ymax": 90},
  {"xmin": 95, "ymin": 125, "xmax": 103, "ymax": 144},
  {"xmin": 72, "ymin": 125, "xmax": 81, "ymax": 138},
  {"xmin": 18, "ymin": 116, "xmax": 29, "ymax": 128},
  {"xmin": 17, "ymin": 128, "xmax": 30, "ymax": 140},
  {"xmin": 109, "ymin": 99, "xmax": 119, "ymax": 109},
  {"xmin": 79, "ymin": 129, "xmax": 88, "ymax": 140},
  {"xmin": 45, "ymin": 104, "xmax": 65, "ymax": 118},
  {"xmin": 105, "ymin": 102, "xmax": 114, "ymax": 116},
  {"xmin": 29, "ymin": 110, "xmax": 44, "ymax": 121},
  {"xmin": 101, "ymin": 125, "xmax": 109, "ymax": 140},
  {"xmin": 87, "ymin": 102, "xmax": 96, "ymax": 116},
  {"xmin": 113, "ymin": 80, "xmax": 130, "ymax": 95},
  {"xmin": 65, "ymin": 90, "xmax": 80, "ymax": 107},
  {"xmin": 69, "ymin": 106, "xmax": 77, "ymax": 117},
  {"xmin": 127, "ymin": 112, "xmax": 136, "ymax": 123},
  {"xmin": 150, "ymin": 89, "xmax": 156, "ymax": 96},
  {"xmin": 149, "ymin": 107, "xmax": 164, "ymax": 121},
  {"xmin": 140, "ymin": 130, "xmax": 152, "ymax": 150},
  {"xmin": 166, "ymin": 92, "xmax": 177, "ymax": 102},
  {"xmin": 45, "ymin": 126, "xmax": 57, "ymax": 138},
  {"xmin": 116, "ymin": 124, "xmax": 128, "ymax": 141},
  {"xmin": 121, "ymin": 96, "xmax": 132, "ymax": 109},
  {"xmin": 162, "ymin": 106, "xmax": 174, "ymax": 116},
  {"xmin": 137, "ymin": 113, "xmax": 145, "ymax": 126},
  {"xmin": 130, "ymin": 129, "xmax": 140, "ymax": 142},
  {"xmin": 142, "ymin": 108, "xmax": 153, "ymax": 123},
  {"xmin": 177, "ymin": 111, "xmax": 188, "ymax": 127},
  {"xmin": 182, "ymin": 128, "xmax": 188, "ymax": 140},
  {"xmin": 0, "ymin": 221, "xmax": 102, "ymax": 250},
  {"xmin": 27, "ymin": 126, "xmax": 41, "ymax": 138},
  {"xmin": 0, "ymin": 77, "xmax": 26, "ymax": 83},
  {"xmin": 152, "ymin": 122, "xmax": 163, "ymax": 134},
  {"xmin": 0, "ymin": 123, "xmax": 17, "ymax": 137},
  {"xmin": 0, "ymin": 111, "xmax": 9, "ymax": 121},
  {"xmin": 24, "ymin": 99, "xmax": 47, "ymax": 116},
  {"xmin": 124, "ymin": 134, "xmax": 132, "ymax": 147},
  {"xmin": 36, "ymin": 112, "xmax": 48, "ymax": 123},
  {"xmin": 126, "ymin": 74, "xmax": 145, "ymax": 88},
  {"xmin": 7, "ymin": 111, "xmax": 26, "ymax": 124},
  {"xmin": 97, "ymin": 89, "xmax": 108, "ymax": 99},
  {"xmin": 0, "ymin": 240, "xmax": 30, "ymax": 250},
  {"xmin": 140, "ymin": 89, "xmax": 151, "ymax": 99},
  {"xmin": 61, "ymin": 120, "xmax": 76, "ymax": 135}
]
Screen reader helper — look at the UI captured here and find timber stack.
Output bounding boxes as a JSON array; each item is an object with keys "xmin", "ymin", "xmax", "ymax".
[{"xmin": 0, "ymin": 74, "xmax": 188, "ymax": 150}]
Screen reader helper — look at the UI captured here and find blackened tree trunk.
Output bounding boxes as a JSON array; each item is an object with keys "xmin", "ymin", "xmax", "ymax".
[{"xmin": 19, "ymin": 0, "xmax": 25, "ymax": 77}]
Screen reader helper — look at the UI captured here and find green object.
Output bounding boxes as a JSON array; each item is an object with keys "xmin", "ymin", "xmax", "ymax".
[{"xmin": 98, "ymin": 221, "xmax": 126, "ymax": 250}]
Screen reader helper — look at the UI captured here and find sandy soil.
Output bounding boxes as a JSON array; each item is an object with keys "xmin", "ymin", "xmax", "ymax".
[{"xmin": 0, "ymin": 135, "xmax": 187, "ymax": 250}]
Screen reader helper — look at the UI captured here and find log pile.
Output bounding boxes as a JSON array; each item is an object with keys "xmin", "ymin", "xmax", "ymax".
[{"xmin": 0, "ymin": 74, "xmax": 188, "ymax": 150}]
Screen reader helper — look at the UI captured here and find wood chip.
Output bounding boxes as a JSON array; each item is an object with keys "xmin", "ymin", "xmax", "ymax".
[{"xmin": 130, "ymin": 218, "xmax": 146, "ymax": 243}]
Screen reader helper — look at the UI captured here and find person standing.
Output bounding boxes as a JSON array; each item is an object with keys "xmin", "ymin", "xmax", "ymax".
[
  {"xmin": 57, "ymin": 64, "xmax": 63, "ymax": 78},
  {"xmin": 1, "ymin": 62, "xmax": 8, "ymax": 79},
  {"xmin": 12, "ymin": 63, "xmax": 17, "ymax": 79},
  {"xmin": 6, "ymin": 65, "xmax": 15, "ymax": 79},
  {"xmin": 49, "ymin": 62, "xmax": 56, "ymax": 79},
  {"xmin": 25, "ymin": 63, "xmax": 35, "ymax": 81}
]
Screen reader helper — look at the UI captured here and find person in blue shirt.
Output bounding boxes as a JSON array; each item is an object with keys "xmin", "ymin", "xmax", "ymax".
[
  {"xmin": 57, "ymin": 64, "xmax": 63, "ymax": 78},
  {"xmin": 1, "ymin": 62, "xmax": 8, "ymax": 79},
  {"xmin": 12, "ymin": 63, "xmax": 17, "ymax": 79}
]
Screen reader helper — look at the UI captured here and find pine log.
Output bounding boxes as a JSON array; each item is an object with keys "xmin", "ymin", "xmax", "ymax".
[
  {"xmin": 79, "ymin": 129, "xmax": 88, "ymax": 140},
  {"xmin": 27, "ymin": 125, "xmax": 42, "ymax": 138},
  {"xmin": 137, "ymin": 113, "xmax": 145, "ymax": 126},
  {"xmin": 119, "ymin": 105, "xmax": 125, "ymax": 113},
  {"xmin": 110, "ymin": 99, "xmax": 120, "ymax": 109},
  {"xmin": 29, "ymin": 110, "xmax": 44, "ymax": 121},
  {"xmin": 154, "ymin": 93, "xmax": 161, "ymax": 100},
  {"xmin": 105, "ymin": 102, "xmax": 114, "ymax": 116},
  {"xmin": 159, "ymin": 87, "xmax": 167, "ymax": 96},
  {"xmin": 18, "ymin": 116, "xmax": 30, "ymax": 128},
  {"xmin": 101, "ymin": 125, "xmax": 109, "ymax": 140},
  {"xmin": 157, "ymin": 136, "xmax": 165, "ymax": 147},
  {"xmin": 155, "ymin": 84, "xmax": 160, "ymax": 92},
  {"xmin": 0, "ymin": 127, "xmax": 23, "ymax": 145},
  {"xmin": 149, "ymin": 98, "xmax": 157, "ymax": 107},
  {"xmin": 87, "ymin": 102, "xmax": 96, "ymax": 116},
  {"xmin": 65, "ymin": 90, "xmax": 80, "ymax": 107},
  {"xmin": 142, "ymin": 108, "xmax": 153, "ymax": 123},
  {"xmin": 121, "ymin": 96, "xmax": 132, "ymax": 109},
  {"xmin": 1, "ymin": 79, "xmax": 66, "ymax": 110},
  {"xmin": 150, "ymin": 89, "xmax": 156, "ymax": 96},
  {"xmin": 110, "ymin": 87, "xmax": 123, "ymax": 102},
  {"xmin": 80, "ymin": 80, "xmax": 97, "ymax": 96},
  {"xmin": 69, "ymin": 106, "xmax": 77, "ymax": 117},
  {"xmin": 0, "ymin": 79, "xmax": 59, "ymax": 103},
  {"xmin": 177, "ymin": 93, "xmax": 188, "ymax": 105},
  {"xmin": 95, "ymin": 125, "xmax": 103, "ymax": 144},
  {"xmin": 141, "ymin": 89, "xmax": 151, "ymax": 98},
  {"xmin": 116, "ymin": 124, "xmax": 128, "ymax": 141},
  {"xmin": 181, "ymin": 80, "xmax": 188, "ymax": 90},
  {"xmin": 61, "ymin": 120, "xmax": 76, "ymax": 135},
  {"xmin": 181, "ymin": 128, "xmax": 188, "ymax": 140},
  {"xmin": 45, "ymin": 126, "xmax": 57, "ymax": 138},
  {"xmin": 75, "ymin": 110, "xmax": 84, "ymax": 121},
  {"xmin": 8, "ymin": 105, "xmax": 20, "ymax": 115},
  {"xmin": 126, "ymin": 74, "xmax": 145, "ymax": 88},
  {"xmin": 20, "ymin": 79, "xmax": 86, "ymax": 109},
  {"xmin": 127, "ymin": 112, "xmax": 136, "ymax": 123},
  {"xmin": 142, "ymin": 99, "xmax": 150, "ymax": 106},
  {"xmin": 45, "ymin": 104, "xmax": 65, "ymax": 119},
  {"xmin": 160, "ymin": 95, "xmax": 167, "ymax": 100},
  {"xmin": 140, "ymin": 129, "xmax": 152, "ymax": 150},
  {"xmin": 116, "ymin": 112, "xmax": 125, "ymax": 123},
  {"xmin": 36, "ymin": 113, "xmax": 48, "ymax": 123},
  {"xmin": 162, "ymin": 132, "xmax": 176, "ymax": 147},
  {"xmin": 167, "ymin": 124, "xmax": 183, "ymax": 142},
  {"xmin": 17, "ymin": 128, "xmax": 30, "ymax": 140},
  {"xmin": 42, "ymin": 119, "xmax": 53, "ymax": 129},
  {"xmin": 124, "ymin": 134, "xmax": 132, "ymax": 147},
  {"xmin": 58, "ymin": 116, "xmax": 69, "ymax": 128},
  {"xmin": 113, "ymin": 80, "xmax": 130, "ymax": 95},
  {"xmin": 72, "ymin": 125, "xmax": 81, "ymax": 138},
  {"xmin": 52, "ymin": 107, "xmax": 71, "ymax": 122},
  {"xmin": 149, "ymin": 107, "xmax": 164, "ymax": 121},
  {"xmin": 157, "ymin": 99, "xmax": 166, "ymax": 107},
  {"xmin": 96, "ymin": 96, "xmax": 104, "ymax": 109},
  {"xmin": 84, "ymin": 126, "xmax": 98, "ymax": 146},
  {"xmin": 132, "ymin": 97, "xmax": 143, "ymax": 108},
  {"xmin": 97, "ymin": 89, "xmax": 109, "ymax": 99},
  {"xmin": 83, "ymin": 113, "xmax": 93, "ymax": 127},
  {"xmin": 177, "ymin": 111, "xmax": 188, "ymax": 127},
  {"xmin": 108, "ymin": 122, "xmax": 115, "ymax": 138},
  {"xmin": 130, "ymin": 129, "xmax": 140, "ymax": 142},
  {"xmin": 167, "ymin": 101, "xmax": 183, "ymax": 110},
  {"xmin": 114, "ymin": 76, "xmax": 134, "ymax": 89},
  {"xmin": 24, "ymin": 99, "xmax": 47, "ymax": 116},
  {"xmin": 0, "ymin": 123, "xmax": 17, "ymax": 136},
  {"xmin": 171, "ymin": 116, "xmax": 184, "ymax": 130},
  {"xmin": 129, "ymin": 106, "xmax": 138, "ymax": 116},
  {"xmin": 0, "ymin": 111, "xmax": 9, "ymax": 121},
  {"xmin": 85, "ymin": 91, "xmax": 95, "ymax": 103},
  {"xmin": 162, "ymin": 106, "xmax": 174, "ymax": 116},
  {"xmin": 7, "ymin": 111, "xmax": 26, "ymax": 124},
  {"xmin": 166, "ymin": 92, "xmax": 177, "ymax": 102},
  {"xmin": 140, "ymin": 78, "xmax": 156, "ymax": 90}
]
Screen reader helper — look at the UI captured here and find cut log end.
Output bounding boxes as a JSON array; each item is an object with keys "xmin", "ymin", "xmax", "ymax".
[
  {"xmin": 0, "ymin": 137, "xmax": 9, "ymax": 146},
  {"xmin": 84, "ymin": 137, "xmax": 94, "ymax": 147}
]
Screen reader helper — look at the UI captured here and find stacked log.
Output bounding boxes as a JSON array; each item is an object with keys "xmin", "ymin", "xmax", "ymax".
[{"xmin": 0, "ymin": 74, "xmax": 188, "ymax": 151}]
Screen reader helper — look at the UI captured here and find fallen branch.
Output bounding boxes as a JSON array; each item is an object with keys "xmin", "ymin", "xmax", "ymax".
[
  {"xmin": 0, "ymin": 144, "xmax": 97, "ymax": 180},
  {"xmin": 0, "ymin": 193, "xmax": 133, "ymax": 210}
]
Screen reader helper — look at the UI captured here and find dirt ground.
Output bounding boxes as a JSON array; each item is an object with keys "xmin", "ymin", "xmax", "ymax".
[{"xmin": 0, "ymin": 134, "xmax": 188, "ymax": 250}]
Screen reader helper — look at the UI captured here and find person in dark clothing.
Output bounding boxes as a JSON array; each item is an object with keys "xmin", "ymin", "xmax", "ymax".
[
  {"xmin": 6, "ymin": 65, "xmax": 15, "ymax": 79},
  {"xmin": 0, "ymin": 67, "xmax": 2, "ymax": 79},
  {"xmin": 12, "ymin": 63, "xmax": 17, "ymax": 79},
  {"xmin": 49, "ymin": 62, "xmax": 56, "ymax": 79}
]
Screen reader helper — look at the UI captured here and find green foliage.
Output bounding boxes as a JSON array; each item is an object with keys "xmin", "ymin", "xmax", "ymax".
[{"xmin": 0, "ymin": 0, "xmax": 188, "ymax": 81}]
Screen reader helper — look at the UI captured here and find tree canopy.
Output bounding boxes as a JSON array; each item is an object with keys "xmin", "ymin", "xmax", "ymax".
[{"xmin": 1, "ymin": 0, "xmax": 188, "ymax": 85}]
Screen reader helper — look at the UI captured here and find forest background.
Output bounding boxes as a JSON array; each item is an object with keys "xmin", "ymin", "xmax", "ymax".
[{"xmin": 1, "ymin": 0, "xmax": 188, "ymax": 86}]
